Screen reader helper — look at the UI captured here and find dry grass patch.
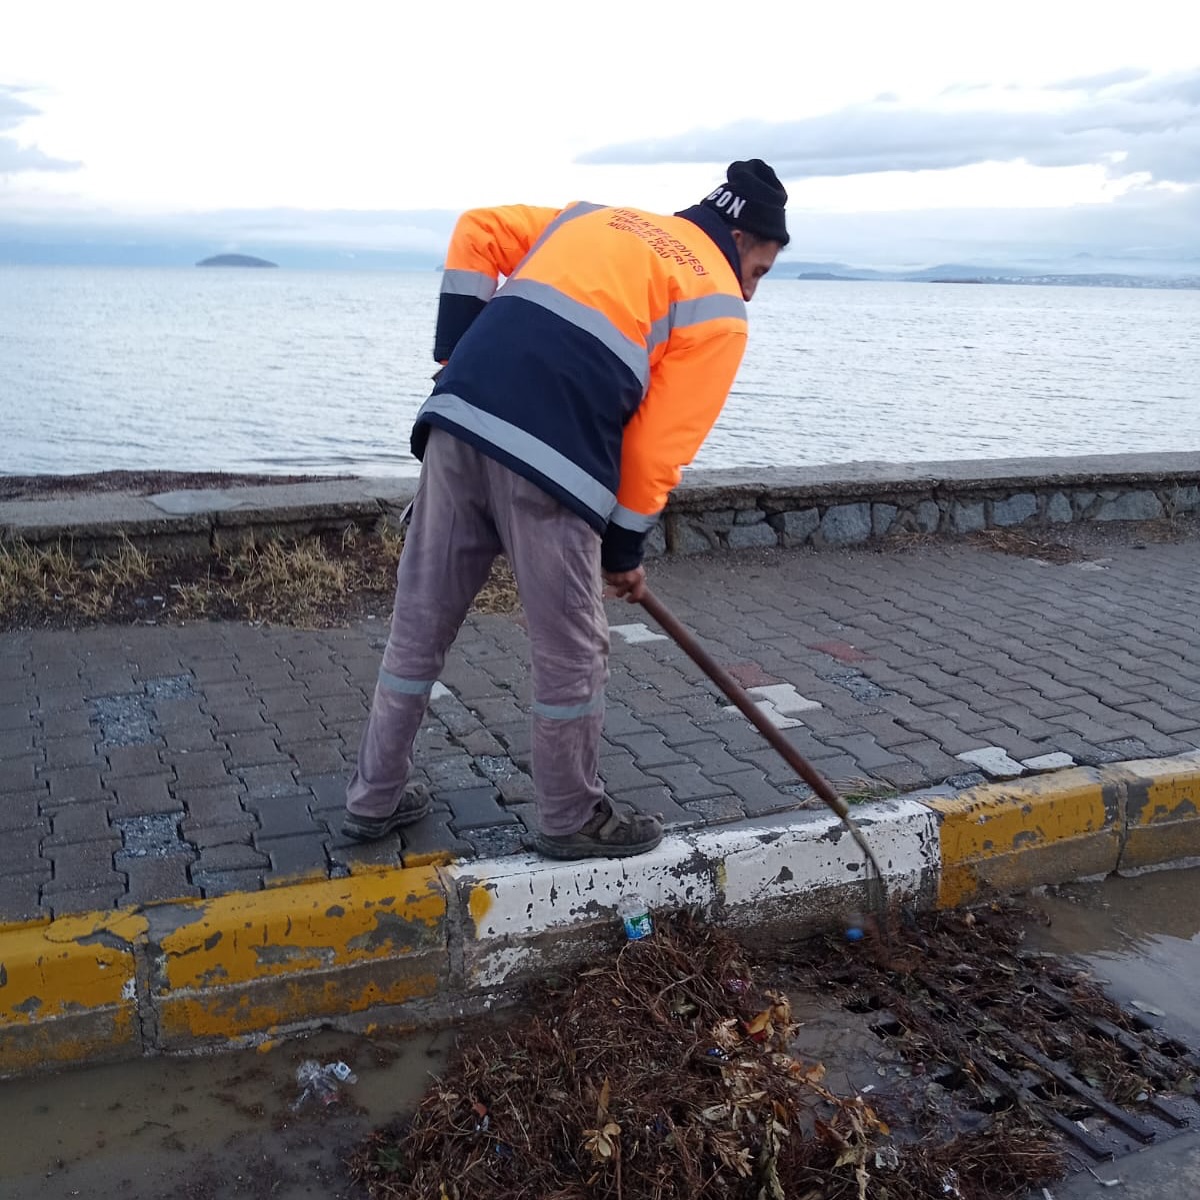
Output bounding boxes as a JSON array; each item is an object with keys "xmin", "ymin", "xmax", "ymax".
[{"xmin": 0, "ymin": 525, "xmax": 521, "ymax": 630}]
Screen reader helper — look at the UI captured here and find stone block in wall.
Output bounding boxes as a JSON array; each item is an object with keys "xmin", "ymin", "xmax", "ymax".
[
  {"xmin": 1095, "ymin": 490, "xmax": 1163, "ymax": 522},
  {"xmin": 915, "ymin": 500, "xmax": 940, "ymax": 533},
  {"xmin": 1074, "ymin": 491, "xmax": 1097, "ymax": 516},
  {"xmin": 1170, "ymin": 486, "xmax": 1200, "ymax": 515},
  {"xmin": 992, "ymin": 492, "xmax": 1038, "ymax": 527},
  {"xmin": 733, "ymin": 509, "xmax": 766, "ymax": 525},
  {"xmin": 1046, "ymin": 493, "xmax": 1073, "ymax": 523},
  {"xmin": 872, "ymin": 503, "xmax": 898, "ymax": 536},
  {"xmin": 769, "ymin": 508, "xmax": 820, "ymax": 545},
  {"xmin": 644, "ymin": 524, "xmax": 666, "ymax": 559},
  {"xmin": 688, "ymin": 508, "xmax": 734, "ymax": 532},
  {"xmin": 951, "ymin": 501, "xmax": 985, "ymax": 534},
  {"xmin": 671, "ymin": 520, "xmax": 717, "ymax": 555},
  {"xmin": 727, "ymin": 523, "xmax": 778, "ymax": 550},
  {"xmin": 820, "ymin": 503, "xmax": 871, "ymax": 545}
]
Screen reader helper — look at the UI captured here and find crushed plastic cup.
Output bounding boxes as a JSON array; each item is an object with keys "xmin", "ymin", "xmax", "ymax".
[{"xmin": 617, "ymin": 894, "xmax": 653, "ymax": 941}]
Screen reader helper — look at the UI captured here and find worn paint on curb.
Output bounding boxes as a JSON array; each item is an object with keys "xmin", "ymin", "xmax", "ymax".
[
  {"xmin": 153, "ymin": 866, "xmax": 447, "ymax": 1043},
  {"xmin": 4, "ymin": 756, "xmax": 1200, "ymax": 1074},
  {"xmin": 1121, "ymin": 755, "xmax": 1200, "ymax": 871},
  {"xmin": 0, "ymin": 910, "xmax": 147, "ymax": 1074},
  {"xmin": 926, "ymin": 766, "xmax": 1123, "ymax": 907}
]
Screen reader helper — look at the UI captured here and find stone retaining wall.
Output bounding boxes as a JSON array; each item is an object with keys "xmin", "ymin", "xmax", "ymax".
[
  {"xmin": 4, "ymin": 452, "xmax": 1199, "ymax": 558},
  {"xmin": 648, "ymin": 453, "xmax": 1200, "ymax": 558}
]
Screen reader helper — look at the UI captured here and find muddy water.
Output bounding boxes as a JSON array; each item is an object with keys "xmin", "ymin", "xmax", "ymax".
[
  {"xmin": 0, "ymin": 1027, "xmax": 452, "ymax": 1200},
  {"xmin": 1027, "ymin": 865, "xmax": 1200, "ymax": 1044},
  {"xmin": 4, "ymin": 869, "xmax": 1199, "ymax": 1200}
]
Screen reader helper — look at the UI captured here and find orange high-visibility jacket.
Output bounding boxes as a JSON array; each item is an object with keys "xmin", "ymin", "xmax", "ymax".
[{"xmin": 413, "ymin": 200, "xmax": 748, "ymax": 570}]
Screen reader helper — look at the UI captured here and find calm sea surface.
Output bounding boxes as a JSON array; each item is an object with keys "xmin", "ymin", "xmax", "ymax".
[{"xmin": 2, "ymin": 266, "xmax": 1197, "ymax": 477}]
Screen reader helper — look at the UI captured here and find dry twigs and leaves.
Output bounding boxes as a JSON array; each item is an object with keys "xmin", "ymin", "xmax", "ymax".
[
  {"xmin": 347, "ymin": 917, "xmax": 1065, "ymax": 1200},
  {"xmin": 0, "ymin": 526, "xmax": 521, "ymax": 630}
]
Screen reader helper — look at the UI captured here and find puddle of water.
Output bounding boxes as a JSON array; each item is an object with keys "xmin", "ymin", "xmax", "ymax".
[
  {"xmin": 0, "ymin": 1026, "xmax": 451, "ymax": 1200},
  {"xmin": 1026, "ymin": 865, "xmax": 1200, "ymax": 1044}
]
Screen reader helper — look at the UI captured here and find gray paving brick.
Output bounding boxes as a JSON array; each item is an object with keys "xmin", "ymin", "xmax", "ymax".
[
  {"xmin": 272, "ymin": 710, "xmax": 332, "ymax": 742},
  {"xmin": 708, "ymin": 769, "xmax": 800, "ymax": 818},
  {"xmin": 608, "ymin": 785, "xmax": 700, "ymax": 829},
  {"xmin": 182, "ymin": 820, "xmax": 258, "ymax": 848},
  {"xmin": 285, "ymin": 740, "xmax": 349, "ymax": 776},
  {"xmin": 46, "ymin": 802, "xmax": 112, "ymax": 844},
  {"xmin": 682, "ymin": 795, "xmax": 747, "ymax": 824},
  {"xmin": 124, "ymin": 854, "xmax": 199, "ymax": 904},
  {"xmin": 107, "ymin": 773, "xmax": 179, "ymax": 816},
  {"xmin": 257, "ymin": 833, "xmax": 329, "ymax": 881},
  {"xmin": 896, "ymin": 740, "xmax": 965, "ymax": 780},
  {"xmin": 1116, "ymin": 703, "xmax": 1198, "ymax": 735},
  {"xmin": 0, "ymin": 704, "xmax": 36, "ymax": 732},
  {"xmin": 39, "ymin": 735, "xmax": 99, "ymax": 768},
  {"xmin": 210, "ymin": 704, "xmax": 271, "ymax": 734},
  {"xmin": 457, "ymin": 728, "xmax": 506, "ymax": 758},
  {"xmin": 42, "ymin": 765, "xmax": 106, "ymax": 804},
  {"xmin": 397, "ymin": 810, "xmax": 473, "ymax": 864},
  {"xmin": 443, "ymin": 786, "xmax": 517, "ymax": 830},
  {"xmin": 608, "ymin": 731, "xmax": 687, "ymax": 769},
  {"xmin": 678, "ymin": 739, "xmax": 748, "ymax": 779},
  {"xmin": 315, "ymin": 693, "xmax": 368, "ymax": 724},
  {"xmin": 246, "ymin": 794, "xmax": 321, "ymax": 837},
  {"xmin": 0, "ymin": 871, "xmax": 47, "ymax": 923},
  {"xmin": 192, "ymin": 867, "xmax": 264, "ymax": 896},
  {"xmin": 0, "ymin": 756, "xmax": 39, "ymax": 795},
  {"xmin": 160, "ymin": 721, "xmax": 221, "ymax": 753},
  {"xmin": 43, "ymin": 840, "xmax": 122, "ymax": 889},
  {"xmin": 872, "ymin": 761, "xmax": 935, "ymax": 791},
  {"xmin": 645, "ymin": 762, "xmax": 732, "ymax": 802},
  {"xmin": 46, "ymin": 884, "xmax": 126, "ymax": 917},
  {"xmin": 104, "ymin": 744, "xmax": 165, "ymax": 779},
  {"xmin": 222, "ymin": 729, "xmax": 286, "ymax": 767},
  {"xmin": 0, "ymin": 825, "xmax": 45, "ymax": 869},
  {"xmin": 426, "ymin": 756, "xmax": 485, "ymax": 792},
  {"xmin": 597, "ymin": 756, "xmax": 659, "ymax": 794},
  {"xmin": 0, "ymin": 788, "xmax": 44, "ymax": 832},
  {"xmin": 326, "ymin": 831, "xmax": 404, "ymax": 870},
  {"xmin": 197, "ymin": 842, "xmax": 271, "ymax": 872},
  {"xmin": 236, "ymin": 763, "xmax": 300, "ymax": 800},
  {"xmin": 824, "ymin": 733, "xmax": 907, "ymax": 770},
  {"xmin": 257, "ymin": 687, "xmax": 316, "ymax": 717},
  {"xmin": 466, "ymin": 825, "xmax": 529, "ymax": 858},
  {"xmin": 643, "ymin": 713, "xmax": 710, "ymax": 747},
  {"xmin": 166, "ymin": 750, "xmax": 233, "ymax": 790}
]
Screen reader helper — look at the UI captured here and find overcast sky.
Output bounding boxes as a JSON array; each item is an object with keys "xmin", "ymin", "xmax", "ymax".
[{"xmin": 3, "ymin": 0, "xmax": 1199, "ymax": 267}]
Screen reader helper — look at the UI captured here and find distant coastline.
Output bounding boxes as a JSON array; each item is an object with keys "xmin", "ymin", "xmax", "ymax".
[
  {"xmin": 196, "ymin": 254, "xmax": 278, "ymax": 268},
  {"xmin": 792, "ymin": 261, "xmax": 1200, "ymax": 291}
]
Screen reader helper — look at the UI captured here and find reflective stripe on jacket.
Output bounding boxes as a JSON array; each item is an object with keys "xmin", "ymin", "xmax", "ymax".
[{"xmin": 413, "ymin": 201, "xmax": 747, "ymax": 570}]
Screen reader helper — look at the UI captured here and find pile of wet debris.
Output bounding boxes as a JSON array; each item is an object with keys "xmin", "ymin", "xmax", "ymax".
[{"xmin": 346, "ymin": 896, "xmax": 1200, "ymax": 1200}]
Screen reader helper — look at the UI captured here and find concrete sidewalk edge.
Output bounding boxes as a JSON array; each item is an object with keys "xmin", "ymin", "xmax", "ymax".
[{"xmin": 3, "ymin": 752, "xmax": 1198, "ymax": 1076}]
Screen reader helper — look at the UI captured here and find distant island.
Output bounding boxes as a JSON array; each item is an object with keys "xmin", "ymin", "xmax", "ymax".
[{"xmin": 196, "ymin": 254, "xmax": 278, "ymax": 268}]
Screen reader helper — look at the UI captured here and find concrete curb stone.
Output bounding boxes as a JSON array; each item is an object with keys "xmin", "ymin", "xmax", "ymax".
[{"xmin": 3, "ymin": 753, "xmax": 1200, "ymax": 1076}]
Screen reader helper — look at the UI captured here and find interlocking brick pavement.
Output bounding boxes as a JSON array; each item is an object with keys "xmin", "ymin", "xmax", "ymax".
[{"xmin": 4, "ymin": 525, "xmax": 1200, "ymax": 918}]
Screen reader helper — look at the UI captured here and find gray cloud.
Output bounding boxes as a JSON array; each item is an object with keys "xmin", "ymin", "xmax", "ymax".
[
  {"xmin": 0, "ymin": 84, "xmax": 81, "ymax": 174},
  {"xmin": 1046, "ymin": 67, "xmax": 1150, "ymax": 92},
  {"xmin": 578, "ymin": 68, "xmax": 1200, "ymax": 184}
]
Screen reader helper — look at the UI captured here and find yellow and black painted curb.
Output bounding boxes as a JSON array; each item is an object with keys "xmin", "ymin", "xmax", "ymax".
[{"xmin": 2, "ymin": 754, "xmax": 1197, "ymax": 1076}]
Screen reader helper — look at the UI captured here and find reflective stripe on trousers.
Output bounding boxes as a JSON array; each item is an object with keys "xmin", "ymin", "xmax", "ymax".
[{"xmin": 346, "ymin": 429, "xmax": 609, "ymax": 835}]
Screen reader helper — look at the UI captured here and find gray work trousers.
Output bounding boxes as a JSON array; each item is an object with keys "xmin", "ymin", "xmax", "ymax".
[{"xmin": 346, "ymin": 428, "xmax": 608, "ymax": 836}]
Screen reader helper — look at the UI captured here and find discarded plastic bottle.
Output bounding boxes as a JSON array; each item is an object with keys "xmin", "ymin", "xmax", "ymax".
[
  {"xmin": 617, "ymin": 894, "xmax": 653, "ymax": 941},
  {"xmin": 291, "ymin": 1059, "xmax": 358, "ymax": 1111}
]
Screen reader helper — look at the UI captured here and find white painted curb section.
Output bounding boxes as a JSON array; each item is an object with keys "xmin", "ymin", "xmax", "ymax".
[{"xmin": 443, "ymin": 798, "xmax": 939, "ymax": 991}]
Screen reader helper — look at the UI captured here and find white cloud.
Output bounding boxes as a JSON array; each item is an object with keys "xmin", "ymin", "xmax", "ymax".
[
  {"xmin": 579, "ymin": 69, "xmax": 1200, "ymax": 186},
  {"xmin": 0, "ymin": 84, "xmax": 81, "ymax": 174}
]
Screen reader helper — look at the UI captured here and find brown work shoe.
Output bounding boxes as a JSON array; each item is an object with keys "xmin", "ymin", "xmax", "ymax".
[
  {"xmin": 534, "ymin": 798, "xmax": 664, "ymax": 860},
  {"xmin": 341, "ymin": 783, "xmax": 432, "ymax": 841}
]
